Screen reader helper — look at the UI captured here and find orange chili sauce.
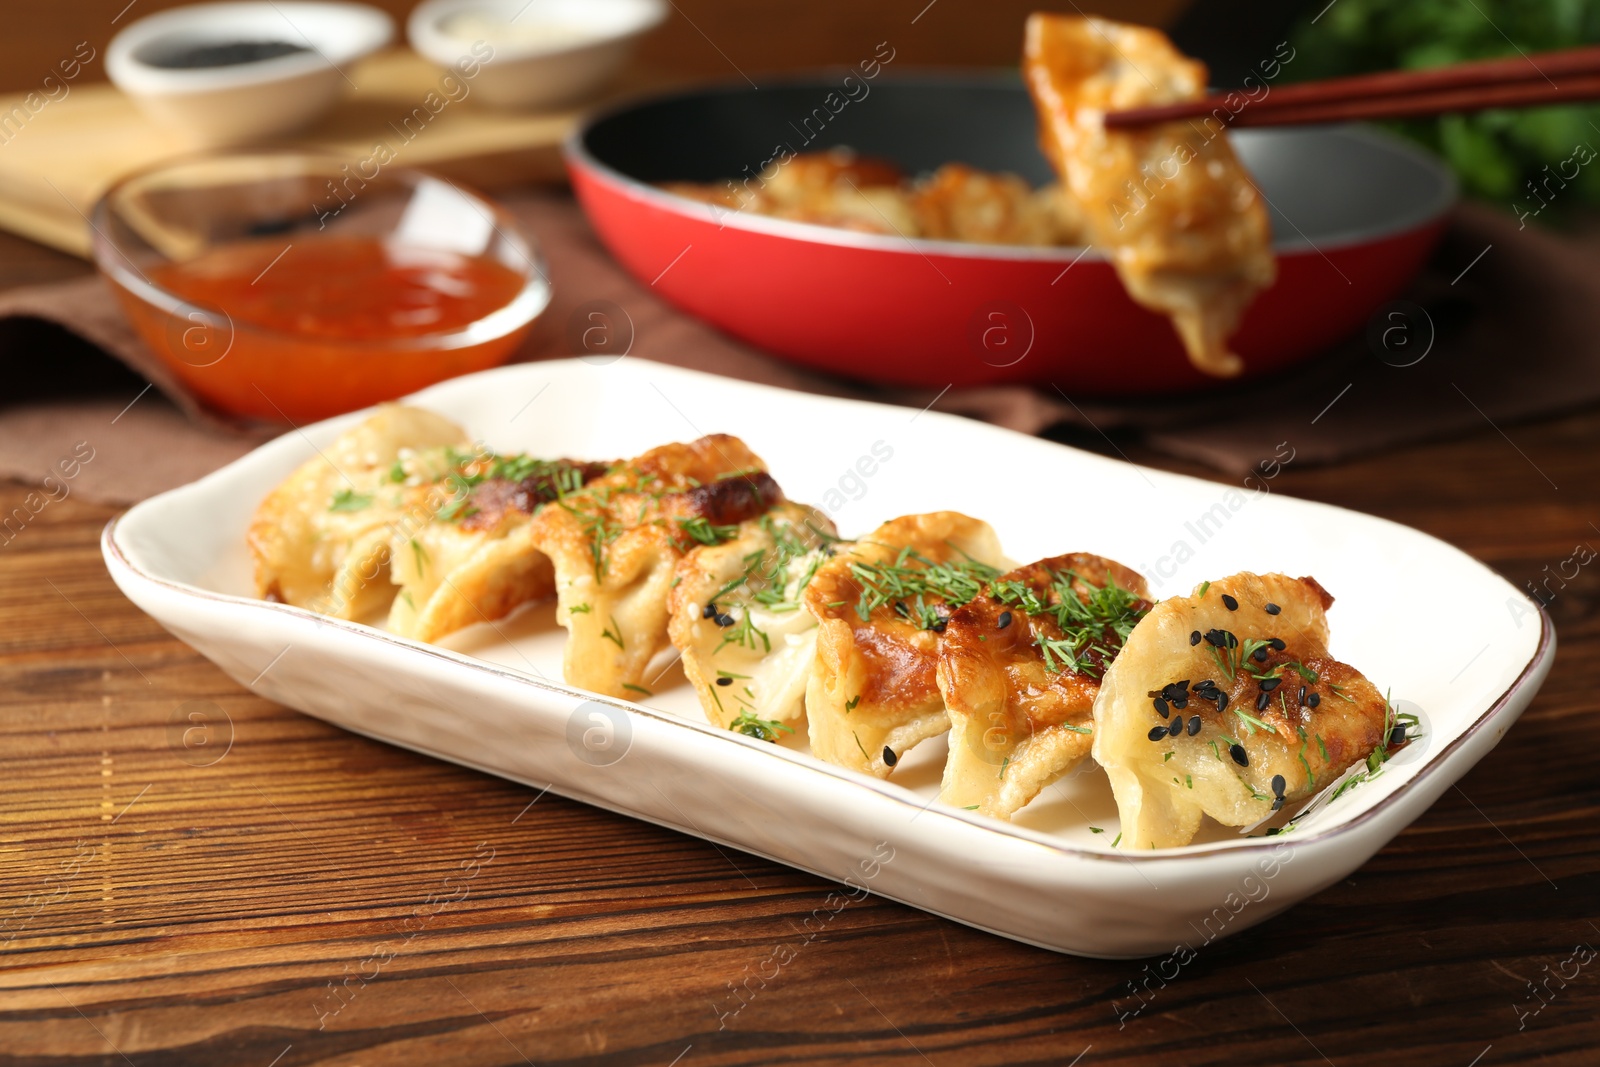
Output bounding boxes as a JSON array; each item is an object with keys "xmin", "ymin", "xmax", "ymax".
[{"xmin": 110, "ymin": 235, "xmax": 532, "ymax": 422}]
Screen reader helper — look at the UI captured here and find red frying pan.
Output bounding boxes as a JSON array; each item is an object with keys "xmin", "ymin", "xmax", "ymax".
[{"xmin": 565, "ymin": 75, "xmax": 1454, "ymax": 394}]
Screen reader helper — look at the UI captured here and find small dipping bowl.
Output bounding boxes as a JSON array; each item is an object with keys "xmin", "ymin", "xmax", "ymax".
[
  {"xmin": 107, "ymin": 2, "xmax": 393, "ymax": 148},
  {"xmin": 409, "ymin": 0, "xmax": 667, "ymax": 110},
  {"xmin": 92, "ymin": 153, "xmax": 551, "ymax": 424}
]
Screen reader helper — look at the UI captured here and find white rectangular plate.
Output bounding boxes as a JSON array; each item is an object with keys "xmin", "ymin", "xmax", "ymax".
[{"xmin": 103, "ymin": 359, "xmax": 1552, "ymax": 958}]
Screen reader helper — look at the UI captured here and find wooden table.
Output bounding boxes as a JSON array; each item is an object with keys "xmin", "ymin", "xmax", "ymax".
[{"xmin": 3, "ymin": 232, "xmax": 1599, "ymax": 1066}]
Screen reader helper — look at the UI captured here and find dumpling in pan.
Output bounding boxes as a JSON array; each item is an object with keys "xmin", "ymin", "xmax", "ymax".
[
  {"xmin": 527, "ymin": 435, "xmax": 785, "ymax": 699},
  {"xmin": 802, "ymin": 512, "xmax": 1007, "ymax": 777},
  {"xmin": 248, "ymin": 405, "xmax": 470, "ymax": 620},
  {"xmin": 667, "ymin": 503, "xmax": 841, "ymax": 739},
  {"xmin": 386, "ymin": 452, "xmax": 610, "ymax": 642},
  {"xmin": 1093, "ymin": 573, "xmax": 1390, "ymax": 849},
  {"xmin": 937, "ymin": 553, "xmax": 1151, "ymax": 817}
]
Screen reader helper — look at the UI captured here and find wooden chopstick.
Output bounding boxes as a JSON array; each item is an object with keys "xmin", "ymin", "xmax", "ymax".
[{"xmin": 1104, "ymin": 44, "xmax": 1600, "ymax": 130}]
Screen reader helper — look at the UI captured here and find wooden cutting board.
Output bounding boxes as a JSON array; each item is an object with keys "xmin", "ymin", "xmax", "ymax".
[{"xmin": 0, "ymin": 49, "xmax": 655, "ymax": 258}]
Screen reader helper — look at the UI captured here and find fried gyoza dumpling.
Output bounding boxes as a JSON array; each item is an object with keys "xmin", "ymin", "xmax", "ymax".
[
  {"xmin": 802, "ymin": 512, "xmax": 1008, "ymax": 777},
  {"xmin": 937, "ymin": 553, "xmax": 1151, "ymax": 817},
  {"xmin": 1093, "ymin": 573, "xmax": 1390, "ymax": 849},
  {"xmin": 909, "ymin": 164, "xmax": 1080, "ymax": 246},
  {"xmin": 248, "ymin": 405, "xmax": 470, "ymax": 620},
  {"xmin": 527, "ymin": 435, "xmax": 785, "ymax": 699},
  {"xmin": 386, "ymin": 452, "xmax": 610, "ymax": 643},
  {"xmin": 1024, "ymin": 14, "xmax": 1276, "ymax": 377},
  {"xmin": 667, "ymin": 503, "xmax": 841, "ymax": 740}
]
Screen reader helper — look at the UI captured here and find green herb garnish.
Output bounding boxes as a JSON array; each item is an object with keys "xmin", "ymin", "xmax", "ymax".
[{"xmin": 329, "ymin": 488, "xmax": 372, "ymax": 512}]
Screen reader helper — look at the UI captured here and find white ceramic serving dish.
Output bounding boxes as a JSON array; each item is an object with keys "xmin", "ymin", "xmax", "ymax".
[
  {"xmin": 103, "ymin": 360, "xmax": 1552, "ymax": 958},
  {"xmin": 106, "ymin": 2, "xmax": 393, "ymax": 148},
  {"xmin": 408, "ymin": 0, "xmax": 666, "ymax": 110}
]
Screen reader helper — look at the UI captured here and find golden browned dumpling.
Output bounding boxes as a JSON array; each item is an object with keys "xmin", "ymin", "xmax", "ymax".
[
  {"xmin": 1092, "ymin": 573, "xmax": 1390, "ymax": 849},
  {"xmin": 937, "ymin": 553, "xmax": 1151, "ymax": 817},
  {"xmin": 1024, "ymin": 14, "xmax": 1276, "ymax": 377},
  {"xmin": 802, "ymin": 512, "xmax": 1008, "ymax": 777},
  {"xmin": 385, "ymin": 453, "xmax": 610, "ymax": 642},
  {"xmin": 667, "ymin": 503, "xmax": 841, "ymax": 739},
  {"xmin": 248, "ymin": 405, "xmax": 470, "ymax": 620},
  {"xmin": 527, "ymin": 435, "xmax": 784, "ymax": 699},
  {"xmin": 909, "ymin": 164, "xmax": 1079, "ymax": 246}
]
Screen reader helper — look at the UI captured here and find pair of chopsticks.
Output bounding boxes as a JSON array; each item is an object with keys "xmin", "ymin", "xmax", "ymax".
[{"xmin": 1105, "ymin": 43, "xmax": 1600, "ymax": 129}]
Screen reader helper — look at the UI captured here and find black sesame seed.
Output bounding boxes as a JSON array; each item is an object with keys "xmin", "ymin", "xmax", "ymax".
[
  {"xmin": 1271, "ymin": 773, "xmax": 1286, "ymax": 796},
  {"xmin": 1270, "ymin": 796, "xmax": 1285, "ymax": 811},
  {"xmin": 1148, "ymin": 725, "xmax": 1169, "ymax": 742},
  {"xmin": 1252, "ymin": 647, "xmax": 1269, "ymax": 663},
  {"xmin": 702, "ymin": 603, "xmax": 718, "ymax": 619},
  {"xmin": 1172, "ymin": 697, "xmax": 1188, "ymax": 710},
  {"xmin": 1168, "ymin": 718, "xmax": 1183, "ymax": 737},
  {"xmin": 1225, "ymin": 630, "xmax": 1238, "ymax": 648},
  {"xmin": 1307, "ymin": 692, "xmax": 1321, "ymax": 708},
  {"xmin": 1388, "ymin": 724, "xmax": 1407, "ymax": 747},
  {"xmin": 1268, "ymin": 638, "xmax": 1286, "ymax": 651},
  {"xmin": 1216, "ymin": 691, "xmax": 1230, "ymax": 713},
  {"xmin": 1188, "ymin": 715, "xmax": 1202, "ymax": 736},
  {"xmin": 1298, "ymin": 684, "xmax": 1307, "ymax": 706},
  {"xmin": 931, "ymin": 619, "xmax": 948, "ymax": 634},
  {"xmin": 1259, "ymin": 677, "xmax": 1281, "ymax": 692},
  {"xmin": 1221, "ymin": 594, "xmax": 1239, "ymax": 611},
  {"xmin": 997, "ymin": 611, "xmax": 1013, "ymax": 630},
  {"xmin": 715, "ymin": 613, "xmax": 736, "ymax": 628},
  {"xmin": 1203, "ymin": 629, "xmax": 1225, "ymax": 647},
  {"xmin": 1153, "ymin": 697, "xmax": 1170, "ymax": 718},
  {"xmin": 1195, "ymin": 679, "xmax": 1217, "ymax": 692},
  {"xmin": 1229, "ymin": 743, "xmax": 1249, "ymax": 767},
  {"xmin": 1190, "ymin": 630, "xmax": 1202, "ymax": 646},
  {"xmin": 715, "ymin": 676, "xmax": 732, "ymax": 687},
  {"xmin": 882, "ymin": 746, "xmax": 898, "ymax": 767},
  {"xmin": 1255, "ymin": 691, "xmax": 1271, "ymax": 711},
  {"xmin": 1264, "ymin": 602, "xmax": 1281, "ymax": 615}
]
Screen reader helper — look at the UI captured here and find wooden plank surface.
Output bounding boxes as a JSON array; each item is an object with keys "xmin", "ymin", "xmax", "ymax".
[
  {"xmin": 0, "ymin": 49, "xmax": 662, "ymax": 258},
  {"xmin": 1, "ymin": 271, "xmax": 1597, "ymax": 1062}
]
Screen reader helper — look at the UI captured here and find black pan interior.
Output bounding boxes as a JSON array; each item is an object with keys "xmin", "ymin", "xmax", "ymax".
[{"xmin": 582, "ymin": 75, "xmax": 1056, "ymax": 187}]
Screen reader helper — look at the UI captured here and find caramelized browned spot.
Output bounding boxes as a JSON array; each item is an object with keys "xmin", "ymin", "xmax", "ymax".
[
  {"xmin": 460, "ymin": 459, "xmax": 611, "ymax": 532},
  {"xmin": 681, "ymin": 471, "xmax": 782, "ymax": 526}
]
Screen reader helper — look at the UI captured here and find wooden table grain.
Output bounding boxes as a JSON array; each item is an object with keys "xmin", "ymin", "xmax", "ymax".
[{"xmin": 1, "ymin": 175, "xmax": 1599, "ymax": 1067}]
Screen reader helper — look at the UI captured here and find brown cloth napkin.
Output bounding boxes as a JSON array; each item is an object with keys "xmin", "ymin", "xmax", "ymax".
[{"xmin": 0, "ymin": 192, "xmax": 1591, "ymax": 506}]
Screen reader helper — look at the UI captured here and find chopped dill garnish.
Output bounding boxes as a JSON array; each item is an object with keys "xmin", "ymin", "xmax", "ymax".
[
  {"xmin": 329, "ymin": 488, "xmax": 372, "ymax": 512},
  {"xmin": 621, "ymin": 683, "xmax": 651, "ymax": 697},
  {"xmin": 409, "ymin": 538, "xmax": 429, "ymax": 575},
  {"xmin": 600, "ymin": 615, "xmax": 625, "ymax": 649},
  {"xmin": 1330, "ymin": 691, "xmax": 1420, "ymax": 802},
  {"xmin": 850, "ymin": 545, "xmax": 998, "ymax": 628},
  {"xmin": 844, "ymin": 694, "xmax": 861, "ymax": 713},
  {"xmin": 387, "ymin": 459, "xmax": 407, "ymax": 483},
  {"xmin": 731, "ymin": 709, "xmax": 792, "ymax": 742},
  {"xmin": 677, "ymin": 516, "xmax": 740, "ymax": 546},
  {"xmin": 570, "ymin": 603, "xmax": 592, "ymax": 614},
  {"xmin": 992, "ymin": 567, "xmax": 1148, "ymax": 678}
]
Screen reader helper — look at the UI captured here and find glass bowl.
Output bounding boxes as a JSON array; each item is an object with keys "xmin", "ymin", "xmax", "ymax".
[{"xmin": 92, "ymin": 152, "xmax": 552, "ymax": 423}]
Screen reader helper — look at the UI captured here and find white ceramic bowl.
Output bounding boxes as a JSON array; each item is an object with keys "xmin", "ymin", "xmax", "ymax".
[
  {"xmin": 408, "ymin": 0, "xmax": 667, "ymax": 110},
  {"xmin": 107, "ymin": 2, "xmax": 393, "ymax": 149}
]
